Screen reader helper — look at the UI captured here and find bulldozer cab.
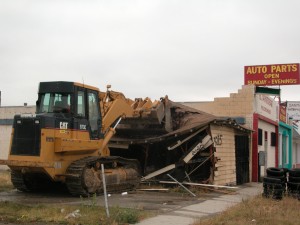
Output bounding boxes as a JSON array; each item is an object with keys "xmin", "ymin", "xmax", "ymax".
[{"xmin": 36, "ymin": 81, "xmax": 102, "ymax": 139}]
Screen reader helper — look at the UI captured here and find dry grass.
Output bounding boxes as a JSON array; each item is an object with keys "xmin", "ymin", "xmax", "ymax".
[
  {"xmin": 0, "ymin": 170, "xmax": 13, "ymax": 192},
  {"xmin": 0, "ymin": 201, "xmax": 147, "ymax": 225},
  {"xmin": 194, "ymin": 195, "xmax": 300, "ymax": 225},
  {"xmin": 0, "ymin": 171, "xmax": 149, "ymax": 224}
]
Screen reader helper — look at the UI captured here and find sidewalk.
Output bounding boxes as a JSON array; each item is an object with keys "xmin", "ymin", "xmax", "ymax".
[{"xmin": 135, "ymin": 182, "xmax": 262, "ymax": 225}]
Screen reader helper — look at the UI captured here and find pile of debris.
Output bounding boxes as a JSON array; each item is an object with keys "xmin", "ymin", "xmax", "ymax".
[{"xmin": 110, "ymin": 96, "xmax": 217, "ymax": 184}]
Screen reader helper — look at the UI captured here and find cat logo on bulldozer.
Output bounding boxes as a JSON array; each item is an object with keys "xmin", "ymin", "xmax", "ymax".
[{"xmin": 60, "ymin": 122, "xmax": 68, "ymax": 129}]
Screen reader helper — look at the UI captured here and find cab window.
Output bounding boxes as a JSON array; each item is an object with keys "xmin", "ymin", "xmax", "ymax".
[
  {"xmin": 88, "ymin": 91, "xmax": 100, "ymax": 136},
  {"xmin": 38, "ymin": 93, "xmax": 71, "ymax": 113},
  {"xmin": 77, "ymin": 91, "xmax": 85, "ymax": 117}
]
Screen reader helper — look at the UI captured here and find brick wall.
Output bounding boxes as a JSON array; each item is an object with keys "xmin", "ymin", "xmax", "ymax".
[
  {"xmin": 211, "ymin": 125, "xmax": 237, "ymax": 186},
  {"xmin": 183, "ymin": 85, "xmax": 256, "ymax": 129}
]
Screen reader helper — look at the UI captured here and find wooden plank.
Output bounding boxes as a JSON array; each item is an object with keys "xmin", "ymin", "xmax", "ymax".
[
  {"xmin": 214, "ymin": 176, "xmax": 236, "ymax": 182},
  {"xmin": 215, "ymin": 170, "xmax": 236, "ymax": 176},
  {"xmin": 137, "ymin": 188, "xmax": 169, "ymax": 192},
  {"xmin": 215, "ymin": 148, "xmax": 235, "ymax": 153},
  {"xmin": 215, "ymin": 161, "xmax": 236, "ymax": 166},
  {"xmin": 215, "ymin": 165, "xmax": 236, "ymax": 170},
  {"xmin": 215, "ymin": 153, "xmax": 235, "ymax": 157},
  {"xmin": 160, "ymin": 181, "xmax": 238, "ymax": 189},
  {"xmin": 141, "ymin": 164, "xmax": 175, "ymax": 181}
]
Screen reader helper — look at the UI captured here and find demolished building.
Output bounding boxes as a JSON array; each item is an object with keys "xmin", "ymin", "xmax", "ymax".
[
  {"xmin": 110, "ymin": 96, "xmax": 252, "ymax": 186},
  {"xmin": 0, "ymin": 96, "xmax": 251, "ymax": 187}
]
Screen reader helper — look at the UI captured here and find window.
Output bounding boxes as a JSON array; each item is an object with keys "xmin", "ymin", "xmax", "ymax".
[
  {"xmin": 258, "ymin": 129, "xmax": 263, "ymax": 145},
  {"xmin": 77, "ymin": 91, "xmax": 85, "ymax": 116},
  {"xmin": 271, "ymin": 132, "xmax": 276, "ymax": 146},
  {"xmin": 39, "ymin": 93, "xmax": 51, "ymax": 113},
  {"xmin": 38, "ymin": 93, "xmax": 71, "ymax": 113},
  {"xmin": 88, "ymin": 91, "xmax": 100, "ymax": 138},
  {"xmin": 53, "ymin": 94, "xmax": 71, "ymax": 113}
]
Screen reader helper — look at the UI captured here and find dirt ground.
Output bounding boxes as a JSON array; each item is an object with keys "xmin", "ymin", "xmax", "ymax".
[{"xmin": 0, "ymin": 186, "xmax": 221, "ymax": 213}]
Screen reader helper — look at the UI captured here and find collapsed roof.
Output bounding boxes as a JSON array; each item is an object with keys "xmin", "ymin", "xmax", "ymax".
[{"xmin": 111, "ymin": 96, "xmax": 250, "ymax": 145}]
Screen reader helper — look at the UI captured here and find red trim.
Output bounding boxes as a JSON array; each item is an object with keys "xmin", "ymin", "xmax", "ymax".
[
  {"xmin": 251, "ymin": 113, "xmax": 279, "ymax": 182},
  {"xmin": 275, "ymin": 126, "xmax": 278, "ymax": 167},
  {"xmin": 256, "ymin": 114, "xmax": 278, "ymax": 126},
  {"xmin": 252, "ymin": 113, "xmax": 259, "ymax": 182}
]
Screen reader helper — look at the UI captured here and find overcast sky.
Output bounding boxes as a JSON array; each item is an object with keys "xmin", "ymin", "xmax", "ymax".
[{"xmin": 0, "ymin": 0, "xmax": 299, "ymax": 106}]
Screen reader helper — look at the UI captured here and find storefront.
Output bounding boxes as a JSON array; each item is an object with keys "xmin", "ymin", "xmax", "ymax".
[{"xmin": 252, "ymin": 94, "xmax": 279, "ymax": 181}]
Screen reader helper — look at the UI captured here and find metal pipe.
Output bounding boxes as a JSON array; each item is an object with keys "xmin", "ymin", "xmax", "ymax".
[
  {"xmin": 113, "ymin": 117, "xmax": 122, "ymax": 129},
  {"xmin": 101, "ymin": 164, "xmax": 110, "ymax": 218},
  {"xmin": 99, "ymin": 117, "xmax": 122, "ymax": 155},
  {"xmin": 167, "ymin": 174, "xmax": 196, "ymax": 197}
]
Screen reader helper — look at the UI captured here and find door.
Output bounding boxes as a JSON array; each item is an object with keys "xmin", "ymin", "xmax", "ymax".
[
  {"xmin": 87, "ymin": 90, "xmax": 101, "ymax": 139},
  {"xmin": 235, "ymin": 135, "xmax": 250, "ymax": 185}
]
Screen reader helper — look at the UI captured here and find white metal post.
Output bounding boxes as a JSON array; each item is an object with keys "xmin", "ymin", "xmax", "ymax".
[{"xmin": 101, "ymin": 164, "xmax": 110, "ymax": 218}]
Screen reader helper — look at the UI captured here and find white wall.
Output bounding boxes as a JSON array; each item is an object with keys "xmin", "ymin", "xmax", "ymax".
[
  {"xmin": 292, "ymin": 138, "xmax": 300, "ymax": 168},
  {"xmin": 258, "ymin": 120, "xmax": 276, "ymax": 176}
]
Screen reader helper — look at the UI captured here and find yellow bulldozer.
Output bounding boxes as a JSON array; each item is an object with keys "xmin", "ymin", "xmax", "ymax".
[
  {"xmin": 0, "ymin": 81, "xmax": 158, "ymax": 196},
  {"xmin": 0, "ymin": 81, "xmax": 219, "ymax": 196}
]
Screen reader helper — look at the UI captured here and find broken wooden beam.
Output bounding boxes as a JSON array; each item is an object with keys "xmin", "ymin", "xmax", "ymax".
[{"xmin": 159, "ymin": 181, "xmax": 238, "ymax": 189}]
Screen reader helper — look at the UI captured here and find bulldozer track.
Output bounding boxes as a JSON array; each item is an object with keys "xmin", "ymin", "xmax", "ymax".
[
  {"xmin": 11, "ymin": 170, "xmax": 30, "ymax": 192},
  {"xmin": 65, "ymin": 156, "xmax": 140, "ymax": 197},
  {"xmin": 10, "ymin": 170, "xmax": 53, "ymax": 192}
]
